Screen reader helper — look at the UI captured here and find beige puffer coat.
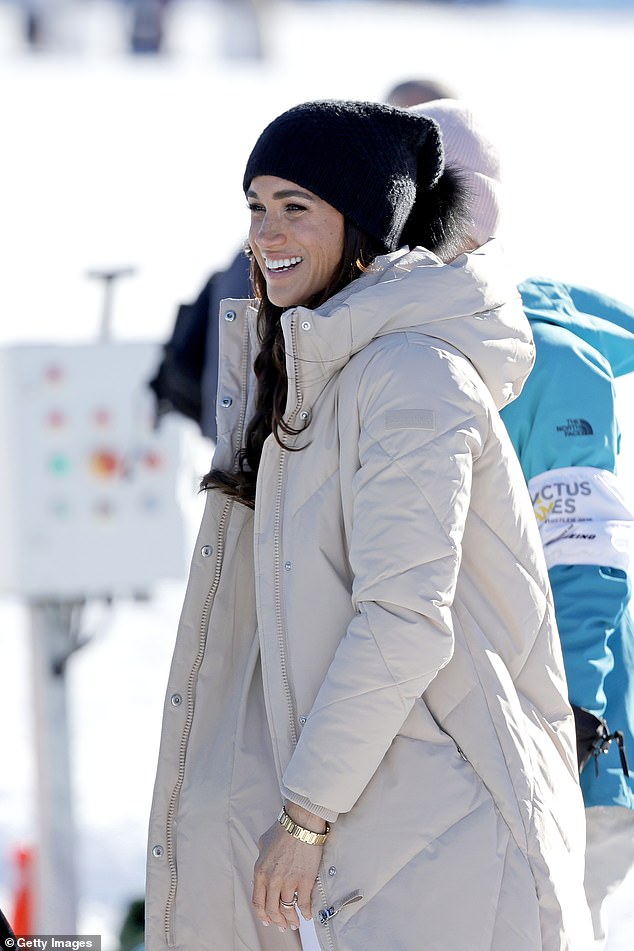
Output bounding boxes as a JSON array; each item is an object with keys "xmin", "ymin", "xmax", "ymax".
[{"xmin": 146, "ymin": 242, "xmax": 592, "ymax": 951}]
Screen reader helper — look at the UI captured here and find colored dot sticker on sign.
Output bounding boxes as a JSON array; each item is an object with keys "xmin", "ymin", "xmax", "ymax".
[
  {"xmin": 44, "ymin": 364, "xmax": 64, "ymax": 384},
  {"xmin": 46, "ymin": 409, "xmax": 66, "ymax": 429},
  {"xmin": 50, "ymin": 498, "xmax": 71, "ymax": 518},
  {"xmin": 94, "ymin": 498, "xmax": 115, "ymax": 518},
  {"xmin": 93, "ymin": 408, "xmax": 112, "ymax": 427},
  {"xmin": 90, "ymin": 450, "xmax": 119, "ymax": 478},
  {"xmin": 142, "ymin": 450, "xmax": 162, "ymax": 471},
  {"xmin": 48, "ymin": 454, "xmax": 71, "ymax": 476}
]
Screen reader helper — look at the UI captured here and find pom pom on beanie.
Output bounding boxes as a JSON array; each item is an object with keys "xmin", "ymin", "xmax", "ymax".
[{"xmin": 411, "ymin": 99, "xmax": 502, "ymax": 248}]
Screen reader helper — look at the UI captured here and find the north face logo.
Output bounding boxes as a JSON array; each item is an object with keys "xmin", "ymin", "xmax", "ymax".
[{"xmin": 556, "ymin": 418, "xmax": 594, "ymax": 437}]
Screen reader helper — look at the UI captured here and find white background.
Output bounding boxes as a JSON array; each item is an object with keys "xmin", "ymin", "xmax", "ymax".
[{"xmin": 0, "ymin": 0, "xmax": 633, "ymax": 947}]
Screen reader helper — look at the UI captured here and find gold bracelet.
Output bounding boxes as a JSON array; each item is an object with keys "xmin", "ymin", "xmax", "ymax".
[{"xmin": 277, "ymin": 807, "xmax": 330, "ymax": 846}]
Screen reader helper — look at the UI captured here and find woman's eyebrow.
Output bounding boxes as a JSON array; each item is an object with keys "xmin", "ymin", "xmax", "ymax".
[{"xmin": 246, "ymin": 188, "xmax": 315, "ymax": 201}]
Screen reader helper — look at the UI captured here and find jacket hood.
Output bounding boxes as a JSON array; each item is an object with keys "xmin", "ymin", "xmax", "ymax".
[
  {"xmin": 519, "ymin": 277, "xmax": 634, "ymax": 379},
  {"xmin": 286, "ymin": 239, "xmax": 533, "ymax": 411}
]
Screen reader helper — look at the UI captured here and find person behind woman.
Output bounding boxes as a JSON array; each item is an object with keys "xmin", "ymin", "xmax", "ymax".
[
  {"xmin": 146, "ymin": 100, "xmax": 592, "ymax": 951},
  {"xmin": 417, "ymin": 96, "xmax": 634, "ymax": 949},
  {"xmin": 499, "ymin": 280, "xmax": 634, "ymax": 949}
]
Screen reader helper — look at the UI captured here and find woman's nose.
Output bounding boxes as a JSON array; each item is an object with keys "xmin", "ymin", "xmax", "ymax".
[{"xmin": 256, "ymin": 213, "xmax": 284, "ymax": 247}]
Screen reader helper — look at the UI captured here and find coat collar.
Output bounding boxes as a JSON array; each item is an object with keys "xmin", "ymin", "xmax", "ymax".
[
  {"xmin": 280, "ymin": 241, "xmax": 534, "ymax": 414},
  {"xmin": 216, "ymin": 240, "xmax": 533, "ymax": 469}
]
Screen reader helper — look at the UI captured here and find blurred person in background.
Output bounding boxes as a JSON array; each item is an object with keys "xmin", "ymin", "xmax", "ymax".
[
  {"xmin": 18, "ymin": 0, "xmax": 65, "ymax": 49},
  {"xmin": 419, "ymin": 91, "xmax": 634, "ymax": 951},
  {"xmin": 146, "ymin": 97, "xmax": 590, "ymax": 951},
  {"xmin": 149, "ymin": 246, "xmax": 250, "ymax": 439},
  {"xmin": 127, "ymin": 0, "xmax": 171, "ymax": 55},
  {"xmin": 386, "ymin": 76, "xmax": 457, "ymax": 107},
  {"xmin": 21, "ymin": 0, "xmax": 45, "ymax": 48}
]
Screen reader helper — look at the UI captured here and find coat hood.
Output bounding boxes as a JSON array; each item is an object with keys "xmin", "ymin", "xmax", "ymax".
[
  {"xmin": 286, "ymin": 239, "xmax": 533, "ymax": 412},
  {"xmin": 519, "ymin": 277, "xmax": 634, "ymax": 378}
]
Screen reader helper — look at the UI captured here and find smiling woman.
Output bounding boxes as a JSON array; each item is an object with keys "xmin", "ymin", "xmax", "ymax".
[
  {"xmin": 246, "ymin": 180, "xmax": 345, "ymax": 310},
  {"xmin": 146, "ymin": 99, "xmax": 593, "ymax": 951}
]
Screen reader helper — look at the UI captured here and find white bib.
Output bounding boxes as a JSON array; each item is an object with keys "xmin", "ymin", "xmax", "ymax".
[
  {"xmin": 299, "ymin": 916, "xmax": 322, "ymax": 950},
  {"xmin": 528, "ymin": 466, "xmax": 634, "ymax": 570}
]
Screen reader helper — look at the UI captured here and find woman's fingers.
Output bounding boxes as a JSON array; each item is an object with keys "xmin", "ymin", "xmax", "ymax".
[
  {"xmin": 278, "ymin": 895, "xmax": 300, "ymax": 931},
  {"xmin": 251, "ymin": 869, "xmax": 270, "ymax": 927},
  {"xmin": 253, "ymin": 877, "xmax": 312, "ymax": 931},
  {"xmin": 295, "ymin": 881, "xmax": 313, "ymax": 922},
  {"xmin": 264, "ymin": 884, "xmax": 290, "ymax": 930},
  {"xmin": 253, "ymin": 818, "xmax": 323, "ymax": 930}
]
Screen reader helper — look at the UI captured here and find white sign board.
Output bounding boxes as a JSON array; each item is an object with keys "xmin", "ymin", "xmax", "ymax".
[{"xmin": 0, "ymin": 342, "xmax": 186, "ymax": 599}]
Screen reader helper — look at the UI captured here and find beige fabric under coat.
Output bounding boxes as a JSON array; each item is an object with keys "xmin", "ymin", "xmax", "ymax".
[{"xmin": 146, "ymin": 242, "xmax": 593, "ymax": 951}]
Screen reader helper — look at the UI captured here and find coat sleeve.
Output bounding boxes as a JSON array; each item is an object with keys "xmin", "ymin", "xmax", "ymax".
[
  {"xmin": 281, "ymin": 337, "xmax": 489, "ymax": 819},
  {"xmin": 547, "ymin": 564, "xmax": 629, "ymax": 717}
]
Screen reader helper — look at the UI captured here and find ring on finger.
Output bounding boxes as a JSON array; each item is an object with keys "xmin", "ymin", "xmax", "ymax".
[{"xmin": 280, "ymin": 894, "xmax": 297, "ymax": 908}]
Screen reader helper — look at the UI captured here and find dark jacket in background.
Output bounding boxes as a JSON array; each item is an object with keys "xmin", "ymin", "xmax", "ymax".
[{"xmin": 149, "ymin": 249, "xmax": 250, "ymax": 440}]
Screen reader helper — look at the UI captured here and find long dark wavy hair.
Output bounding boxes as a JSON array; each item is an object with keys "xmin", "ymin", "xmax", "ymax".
[{"xmin": 202, "ymin": 167, "xmax": 468, "ymax": 507}]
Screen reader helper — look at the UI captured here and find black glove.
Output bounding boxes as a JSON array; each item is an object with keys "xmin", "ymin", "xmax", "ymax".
[{"xmin": 571, "ymin": 704, "xmax": 629, "ymax": 778}]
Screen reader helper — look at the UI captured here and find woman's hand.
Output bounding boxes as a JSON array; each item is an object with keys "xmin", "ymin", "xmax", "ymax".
[{"xmin": 252, "ymin": 803, "xmax": 326, "ymax": 932}]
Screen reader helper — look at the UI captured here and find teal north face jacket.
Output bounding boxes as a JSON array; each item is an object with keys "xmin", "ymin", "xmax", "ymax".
[{"xmin": 501, "ymin": 277, "xmax": 634, "ymax": 810}]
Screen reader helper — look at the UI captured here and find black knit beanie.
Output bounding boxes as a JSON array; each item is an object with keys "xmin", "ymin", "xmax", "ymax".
[{"xmin": 243, "ymin": 100, "xmax": 445, "ymax": 254}]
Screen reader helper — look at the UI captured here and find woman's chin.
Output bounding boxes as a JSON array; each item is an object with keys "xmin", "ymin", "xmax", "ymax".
[{"xmin": 268, "ymin": 289, "xmax": 302, "ymax": 309}]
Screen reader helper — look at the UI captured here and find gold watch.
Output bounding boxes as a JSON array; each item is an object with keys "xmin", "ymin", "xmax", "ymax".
[{"xmin": 277, "ymin": 807, "xmax": 330, "ymax": 846}]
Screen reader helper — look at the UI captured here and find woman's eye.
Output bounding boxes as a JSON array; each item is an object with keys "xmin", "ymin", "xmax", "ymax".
[
  {"xmin": 247, "ymin": 203, "xmax": 265, "ymax": 214},
  {"xmin": 285, "ymin": 203, "xmax": 306, "ymax": 213}
]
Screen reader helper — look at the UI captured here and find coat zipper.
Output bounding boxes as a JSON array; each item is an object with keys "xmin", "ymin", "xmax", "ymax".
[
  {"xmin": 272, "ymin": 311, "xmax": 304, "ymax": 744},
  {"xmin": 317, "ymin": 889, "xmax": 364, "ymax": 926},
  {"xmin": 163, "ymin": 497, "xmax": 234, "ymax": 946},
  {"xmin": 315, "ymin": 875, "xmax": 338, "ymax": 951},
  {"xmin": 233, "ymin": 309, "xmax": 251, "ymax": 459},
  {"xmin": 274, "ymin": 313, "xmax": 339, "ymax": 951},
  {"xmin": 162, "ymin": 311, "xmax": 263, "ymax": 944},
  {"xmin": 273, "ymin": 449, "xmax": 299, "ymax": 746}
]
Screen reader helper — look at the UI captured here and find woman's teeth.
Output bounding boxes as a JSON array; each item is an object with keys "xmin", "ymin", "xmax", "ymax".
[{"xmin": 265, "ymin": 256, "xmax": 303, "ymax": 271}]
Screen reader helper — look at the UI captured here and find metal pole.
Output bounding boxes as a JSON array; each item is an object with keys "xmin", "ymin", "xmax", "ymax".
[
  {"xmin": 29, "ymin": 600, "xmax": 82, "ymax": 934},
  {"xmin": 85, "ymin": 268, "xmax": 136, "ymax": 343}
]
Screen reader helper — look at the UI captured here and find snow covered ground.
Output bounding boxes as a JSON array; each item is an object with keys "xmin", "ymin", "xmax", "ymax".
[{"xmin": 1, "ymin": 0, "xmax": 634, "ymax": 947}]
